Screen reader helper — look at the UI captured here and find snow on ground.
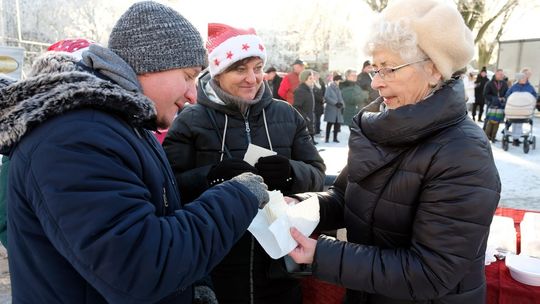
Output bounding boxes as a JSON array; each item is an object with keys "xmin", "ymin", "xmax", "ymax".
[{"xmin": 317, "ymin": 113, "xmax": 540, "ymax": 211}]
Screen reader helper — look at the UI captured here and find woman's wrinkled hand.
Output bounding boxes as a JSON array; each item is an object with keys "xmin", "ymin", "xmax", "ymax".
[{"xmin": 288, "ymin": 227, "xmax": 316, "ymax": 264}]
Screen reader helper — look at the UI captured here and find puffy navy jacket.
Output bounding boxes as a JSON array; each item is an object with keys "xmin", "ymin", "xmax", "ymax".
[{"xmin": 1, "ymin": 57, "xmax": 259, "ymax": 303}]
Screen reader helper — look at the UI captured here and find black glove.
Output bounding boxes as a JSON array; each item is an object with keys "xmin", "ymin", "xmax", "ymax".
[
  {"xmin": 207, "ymin": 158, "xmax": 258, "ymax": 187},
  {"xmin": 254, "ymin": 155, "xmax": 292, "ymax": 191},
  {"xmin": 336, "ymin": 102, "xmax": 343, "ymax": 109}
]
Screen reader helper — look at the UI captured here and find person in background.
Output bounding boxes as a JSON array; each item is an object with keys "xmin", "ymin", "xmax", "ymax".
[
  {"xmin": 265, "ymin": 66, "xmax": 282, "ymax": 99},
  {"xmin": 162, "ymin": 23, "xmax": 325, "ymax": 304},
  {"xmin": 288, "ymin": 1, "xmax": 500, "ymax": 303},
  {"xmin": 0, "ymin": 3, "xmax": 269, "ymax": 303},
  {"xmin": 484, "ymin": 69, "xmax": 509, "ymax": 142},
  {"xmin": 505, "ymin": 68, "xmax": 538, "ymax": 146},
  {"xmin": 340, "ymin": 69, "xmax": 368, "ymax": 130},
  {"xmin": 356, "ymin": 60, "xmax": 380, "ymax": 102},
  {"xmin": 294, "ymin": 69, "xmax": 317, "ymax": 144},
  {"xmin": 324, "ymin": 74, "xmax": 345, "ymax": 143},
  {"xmin": 313, "ymin": 70, "xmax": 326, "ymax": 135},
  {"xmin": 473, "ymin": 66, "xmax": 489, "ymax": 122},
  {"xmin": 278, "ymin": 59, "xmax": 305, "ymax": 105}
]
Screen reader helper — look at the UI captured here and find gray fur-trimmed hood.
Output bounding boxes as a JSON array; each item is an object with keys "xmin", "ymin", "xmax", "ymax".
[{"xmin": 0, "ymin": 53, "xmax": 157, "ymax": 154}]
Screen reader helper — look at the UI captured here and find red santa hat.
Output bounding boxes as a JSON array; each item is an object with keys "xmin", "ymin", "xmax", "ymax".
[
  {"xmin": 47, "ymin": 38, "xmax": 95, "ymax": 60},
  {"xmin": 207, "ymin": 23, "xmax": 267, "ymax": 77}
]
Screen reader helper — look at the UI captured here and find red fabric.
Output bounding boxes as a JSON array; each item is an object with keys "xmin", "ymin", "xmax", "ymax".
[
  {"xmin": 206, "ymin": 23, "xmax": 256, "ymax": 53},
  {"xmin": 486, "ymin": 207, "xmax": 540, "ymax": 304},
  {"xmin": 278, "ymin": 72, "xmax": 300, "ymax": 105},
  {"xmin": 300, "ymin": 207, "xmax": 540, "ymax": 304},
  {"xmin": 153, "ymin": 129, "xmax": 168, "ymax": 144},
  {"xmin": 47, "ymin": 38, "xmax": 93, "ymax": 53}
]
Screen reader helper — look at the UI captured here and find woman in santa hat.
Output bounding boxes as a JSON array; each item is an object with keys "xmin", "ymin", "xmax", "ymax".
[{"xmin": 163, "ymin": 23, "xmax": 325, "ymax": 304}]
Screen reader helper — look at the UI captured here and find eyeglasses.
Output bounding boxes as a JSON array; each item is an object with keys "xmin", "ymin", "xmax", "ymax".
[{"xmin": 369, "ymin": 58, "xmax": 429, "ymax": 80}]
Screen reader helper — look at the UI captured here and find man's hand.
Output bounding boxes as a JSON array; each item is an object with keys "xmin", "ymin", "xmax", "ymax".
[{"xmin": 288, "ymin": 227, "xmax": 316, "ymax": 264}]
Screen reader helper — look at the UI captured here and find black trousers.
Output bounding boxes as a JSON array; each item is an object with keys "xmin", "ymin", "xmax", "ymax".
[
  {"xmin": 472, "ymin": 102, "xmax": 485, "ymax": 120},
  {"xmin": 326, "ymin": 122, "xmax": 340, "ymax": 142}
]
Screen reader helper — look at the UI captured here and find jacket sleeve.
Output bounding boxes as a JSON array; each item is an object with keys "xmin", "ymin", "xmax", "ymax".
[
  {"xmin": 288, "ymin": 109, "xmax": 326, "ymax": 193},
  {"xmin": 294, "ymin": 166, "xmax": 347, "ymax": 231},
  {"xmin": 313, "ymin": 138, "xmax": 500, "ymax": 301},
  {"xmin": 163, "ymin": 108, "xmax": 212, "ymax": 203},
  {"xmin": 27, "ymin": 120, "xmax": 259, "ymax": 304},
  {"xmin": 278, "ymin": 76, "xmax": 291, "ymax": 100}
]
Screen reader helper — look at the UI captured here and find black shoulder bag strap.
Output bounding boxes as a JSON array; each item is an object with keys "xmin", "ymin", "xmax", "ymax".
[{"xmin": 205, "ymin": 107, "xmax": 232, "ymax": 159}]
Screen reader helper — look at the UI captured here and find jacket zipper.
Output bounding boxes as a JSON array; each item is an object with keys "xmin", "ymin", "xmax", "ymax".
[{"xmin": 243, "ymin": 109, "xmax": 252, "ymax": 144}]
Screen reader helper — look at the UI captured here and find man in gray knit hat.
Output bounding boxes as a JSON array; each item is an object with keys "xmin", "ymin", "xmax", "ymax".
[{"xmin": 0, "ymin": 1, "xmax": 268, "ymax": 304}]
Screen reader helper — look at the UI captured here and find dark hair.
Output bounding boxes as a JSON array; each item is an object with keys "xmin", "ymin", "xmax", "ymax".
[
  {"xmin": 265, "ymin": 67, "xmax": 277, "ymax": 73},
  {"xmin": 223, "ymin": 56, "xmax": 263, "ymax": 74},
  {"xmin": 333, "ymin": 74, "xmax": 343, "ymax": 81}
]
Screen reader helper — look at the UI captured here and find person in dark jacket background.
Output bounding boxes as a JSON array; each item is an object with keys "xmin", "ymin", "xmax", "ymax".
[
  {"xmin": 356, "ymin": 60, "xmax": 380, "ymax": 102},
  {"xmin": 484, "ymin": 69, "xmax": 509, "ymax": 142},
  {"xmin": 288, "ymin": 1, "xmax": 501, "ymax": 304},
  {"xmin": 0, "ymin": 3, "xmax": 269, "ymax": 304},
  {"xmin": 473, "ymin": 67, "xmax": 489, "ymax": 121},
  {"xmin": 313, "ymin": 71, "xmax": 326, "ymax": 135},
  {"xmin": 340, "ymin": 69, "xmax": 368, "ymax": 129},
  {"xmin": 294, "ymin": 69, "xmax": 317, "ymax": 144},
  {"xmin": 265, "ymin": 66, "xmax": 283, "ymax": 99},
  {"xmin": 163, "ymin": 23, "xmax": 325, "ymax": 304}
]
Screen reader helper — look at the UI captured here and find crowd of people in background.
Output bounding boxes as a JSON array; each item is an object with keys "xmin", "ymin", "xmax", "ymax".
[
  {"xmin": 264, "ymin": 59, "xmax": 381, "ymax": 144},
  {"xmin": 462, "ymin": 66, "xmax": 538, "ymax": 145}
]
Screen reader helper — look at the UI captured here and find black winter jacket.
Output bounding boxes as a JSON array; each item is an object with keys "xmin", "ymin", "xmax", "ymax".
[
  {"xmin": 163, "ymin": 72, "xmax": 325, "ymax": 304},
  {"xmin": 293, "ymin": 83, "xmax": 315, "ymax": 134},
  {"xmin": 301, "ymin": 80, "xmax": 501, "ymax": 304}
]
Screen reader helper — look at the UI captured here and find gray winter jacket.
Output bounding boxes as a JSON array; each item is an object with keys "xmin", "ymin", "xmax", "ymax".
[{"xmin": 324, "ymin": 82, "xmax": 344, "ymax": 123}]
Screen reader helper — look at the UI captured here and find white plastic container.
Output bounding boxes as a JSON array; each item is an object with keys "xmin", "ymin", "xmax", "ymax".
[
  {"xmin": 521, "ymin": 212, "xmax": 540, "ymax": 259},
  {"xmin": 487, "ymin": 215, "xmax": 517, "ymax": 257},
  {"xmin": 506, "ymin": 254, "xmax": 540, "ymax": 286}
]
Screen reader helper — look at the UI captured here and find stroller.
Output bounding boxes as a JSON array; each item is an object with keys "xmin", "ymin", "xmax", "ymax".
[{"xmin": 501, "ymin": 92, "xmax": 537, "ymax": 153}]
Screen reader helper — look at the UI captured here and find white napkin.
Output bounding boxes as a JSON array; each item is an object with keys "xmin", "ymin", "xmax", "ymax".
[
  {"xmin": 243, "ymin": 143, "xmax": 276, "ymax": 166},
  {"xmin": 248, "ymin": 191, "xmax": 320, "ymax": 259}
]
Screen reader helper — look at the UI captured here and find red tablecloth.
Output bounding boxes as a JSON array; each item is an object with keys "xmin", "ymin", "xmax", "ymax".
[
  {"xmin": 487, "ymin": 208, "xmax": 540, "ymax": 304},
  {"xmin": 301, "ymin": 207, "xmax": 540, "ymax": 304}
]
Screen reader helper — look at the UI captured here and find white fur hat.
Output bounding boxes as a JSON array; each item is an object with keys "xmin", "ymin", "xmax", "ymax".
[{"xmin": 382, "ymin": 0, "xmax": 474, "ymax": 80}]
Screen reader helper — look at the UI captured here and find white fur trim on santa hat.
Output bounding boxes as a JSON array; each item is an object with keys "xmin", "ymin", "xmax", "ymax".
[
  {"xmin": 208, "ymin": 34, "xmax": 267, "ymax": 77},
  {"xmin": 382, "ymin": 0, "xmax": 474, "ymax": 80}
]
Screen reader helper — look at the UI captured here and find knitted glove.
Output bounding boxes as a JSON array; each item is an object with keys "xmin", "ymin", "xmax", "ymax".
[
  {"xmin": 231, "ymin": 172, "xmax": 269, "ymax": 208},
  {"xmin": 207, "ymin": 158, "xmax": 258, "ymax": 187},
  {"xmin": 254, "ymin": 155, "xmax": 293, "ymax": 191}
]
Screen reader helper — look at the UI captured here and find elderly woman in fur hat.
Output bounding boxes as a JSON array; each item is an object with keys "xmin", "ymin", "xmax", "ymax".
[{"xmin": 288, "ymin": 0, "xmax": 501, "ymax": 303}]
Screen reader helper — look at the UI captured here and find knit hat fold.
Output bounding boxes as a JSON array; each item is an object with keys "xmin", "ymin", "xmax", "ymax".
[{"xmin": 108, "ymin": 1, "xmax": 208, "ymax": 74}]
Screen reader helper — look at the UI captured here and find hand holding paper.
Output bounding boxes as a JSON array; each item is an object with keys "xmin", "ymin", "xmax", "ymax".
[
  {"xmin": 289, "ymin": 227, "xmax": 316, "ymax": 264},
  {"xmin": 248, "ymin": 191, "xmax": 319, "ymax": 259}
]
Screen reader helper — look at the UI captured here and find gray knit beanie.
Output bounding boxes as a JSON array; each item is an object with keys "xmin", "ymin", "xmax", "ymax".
[{"xmin": 108, "ymin": 1, "xmax": 208, "ymax": 74}]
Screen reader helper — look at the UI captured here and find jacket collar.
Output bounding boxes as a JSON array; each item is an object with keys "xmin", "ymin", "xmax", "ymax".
[
  {"xmin": 196, "ymin": 71, "xmax": 274, "ymax": 118},
  {"xmin": 347, "ymin": 79, "xmax": 467, "ymax": 181},
  {"xmin": 0, "ymin": 53, "xmax": 156, "ymax": 154}
]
